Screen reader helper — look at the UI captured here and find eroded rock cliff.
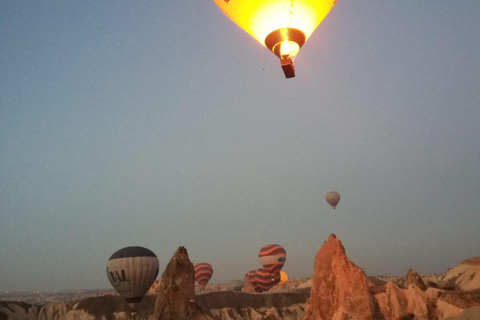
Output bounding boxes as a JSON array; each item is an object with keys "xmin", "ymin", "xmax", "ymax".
[
  {"xmin": 302, "ymin": 234, "xmax": 375, "ymax": 320},
  {"xmin": 442, "ymin": 257, "xmax": 480, "ymax": 292},
  {"xmin": 153, "ymin": 246, "xmax": 206, "ymax": 320},
  {"xmin": 3, "ymin": 245, "xmax": 480, "ymax": 320},
  {"xmin": 302, "ymin": 234, "xmax": 480, "ymax": 320}
]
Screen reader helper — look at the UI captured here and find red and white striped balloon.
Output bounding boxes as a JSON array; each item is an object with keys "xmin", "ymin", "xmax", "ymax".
[
  {"xmin": 258, "ymin": 244, "xmax": 286, "ymax": 273},
  {"xmin": 194, "ymin": 263, "xmax": 213, "ymax": 287}
]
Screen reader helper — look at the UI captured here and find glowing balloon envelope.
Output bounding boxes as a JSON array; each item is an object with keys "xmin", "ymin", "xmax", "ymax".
[
  {"xmin": 279, "ymin": 271, "xmax": 288, "ymax": 284},
  {"xmin": 258, "ymin": 244, "xmax": 286, "ymax": 273},
  {"xmin": 194, "ymin": 263, "xmax": 213, "ymax": 287},
  {"xmin": 326, "ymin": 191, "xmax": 340, "ymax": 209},
  {"xmin": 212, "ymin": 0, "xmax": 339, "ymax": 78},
  {"xmin": 254, "ymin": 268, "xmax": 281, "ymax": 292},
  {"xmin": 106, "ymin": 246, "xmax": 159, "ymax": 309},
  {"xmin": 246, "ymin": 269, "xmax": 259, "ymax": 291}
]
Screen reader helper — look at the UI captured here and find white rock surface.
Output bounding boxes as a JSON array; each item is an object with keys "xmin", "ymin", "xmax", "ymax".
[{"xmin": 443, "ymin": 257, "xmax": 480, "ymax": 291}]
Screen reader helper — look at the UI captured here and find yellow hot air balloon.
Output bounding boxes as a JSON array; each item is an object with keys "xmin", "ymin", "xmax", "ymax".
[{"xmin": 212, "ymin": 0, "xmax": 338, "ymax": 78}]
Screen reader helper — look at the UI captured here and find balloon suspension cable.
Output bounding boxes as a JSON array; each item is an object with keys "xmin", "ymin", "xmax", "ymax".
[{"xmin": 281, "ymin": 54, "xmax": 295, "ymax": 78}]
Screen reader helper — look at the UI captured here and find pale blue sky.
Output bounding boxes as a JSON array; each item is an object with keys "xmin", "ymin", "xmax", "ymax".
[{"xmin": 1, "ymin": 1, "xmax": 479, "ymax": 291}]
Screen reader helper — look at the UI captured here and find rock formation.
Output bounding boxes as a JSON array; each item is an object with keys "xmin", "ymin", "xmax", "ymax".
[
  {"xmin": 149, "ymin": 280, "xmax": 161, "ymax": 295},
  {"xmin": 153, "ymin": 246, "xmax": 207, "ymax": 320},
  {"xmin": 442, "ymin": 257, "xmax": 480, "ymax": 291},
  {"xmin": 226, "ymin": 280, "xmax": 244, "ymax": 291},
  {"xmin": 243, "ymin": 275, "xmax": 256, "ymax": 293},
  {"xmin": 1, "ymin": 289, "xmax": 311, "ymax": 320},
  {"xmin": 444, "ymin": 306, "xmax": 480, "ymax": 320},
  {"xmin": 0, "ymin": 301, "xmax": 41, "ymax": 320},
  {"xmin": 303, "ymin": 234, "xmax": 376, "ymax": 320},
  {"xmin": 374, "ymin": 282, "xmax": 433, "ymax": 319},
  {"xmin": 197, "ymin": 290, "xmax": 309, "ymax": 319},
  {"xmin": 435, "ymin": 290, "xmax": 480, "ymax": 318},
  {"xmin": 2, "ymin": 243, "xmax": 480, "ymax": 320},
  {"xmin": 404, "ymin": 269, "xmax": 428, "ymax": 291},
  {"xmin": 302, "ymin": 234, "xmax": 480, "ymax": 320}
]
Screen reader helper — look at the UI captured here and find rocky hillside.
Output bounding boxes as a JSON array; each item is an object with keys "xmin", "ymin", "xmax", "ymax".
[
  {"xmin": 2, "ymin": 241, "xmax": 479, "ymax": 320},
  {"xmin": 442, "ymin": 257, "xmax": 480, "ymax": 292},
  {"xmin": 303, "ymin": 234, "xmax": 480, "ymax": 320},
  {"xmin": 0, "ymin": 289, "xmax": 310, "ymax": 320}
]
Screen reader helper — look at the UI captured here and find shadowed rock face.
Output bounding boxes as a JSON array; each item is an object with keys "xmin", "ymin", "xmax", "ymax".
[
  {"xmin": 196, "ymin": 289, "xmax": 309, "ymax": 310},
  {"xmin": 153, "ymin": 246, "xmax": 207, "ymax": 320},
  {"xmin": 442, "ymin": 257, "xmax": 480, "ymax": 292},
  {"xmin": 303, "ymin": 234, "xmax": 375, "ymax": 320},
  {"xmin": 405, "ymin": 269, "xmax": 428, "ymax": 291},
  {"xmin": 374, "ymin": 282, "xmax": 432, "ymax": 320}
]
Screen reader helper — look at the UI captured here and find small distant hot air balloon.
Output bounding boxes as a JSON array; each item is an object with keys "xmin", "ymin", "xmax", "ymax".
[
  {"xmin": 279, "ymin": 271, "xmax": 288, "ymax": 284},
  {"xmin": 259, "ymin": 244, "xmax": 286, "ymax": 273},
  {"xmin": 106, "ymin": 246, "xmax": 159, "ymax": 310},
  {"xmin": 254, "ymin": 268, "xmax": 281, "ymax": 292},
  {"xmin": 212, "ymin": 0, "xmax": 339, "ymax": 78},
  {"xmin": 326, "ymin": 191, "xmax": 341, "ymax": 209},
  {"xmin": 194, "ymin": 263, "xmax": 213, "ymax": 287}
]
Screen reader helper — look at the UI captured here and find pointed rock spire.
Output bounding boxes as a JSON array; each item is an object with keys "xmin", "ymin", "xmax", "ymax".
[
  {"xmin": 405, "ymin": 269, "xmax": 428, "ymax": 291},
  {"xmin": 153, "ymin": 246, "xmax": 208, "ymax": 320},
  {"xmin": 303, "ymin": 234, "xmax": 376, "ymax": 320}
]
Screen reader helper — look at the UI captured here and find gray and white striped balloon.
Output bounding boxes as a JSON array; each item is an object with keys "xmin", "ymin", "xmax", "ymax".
[{"xmin": 106, "ymin": 246, "xmax": 159, "ymax": 309}]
